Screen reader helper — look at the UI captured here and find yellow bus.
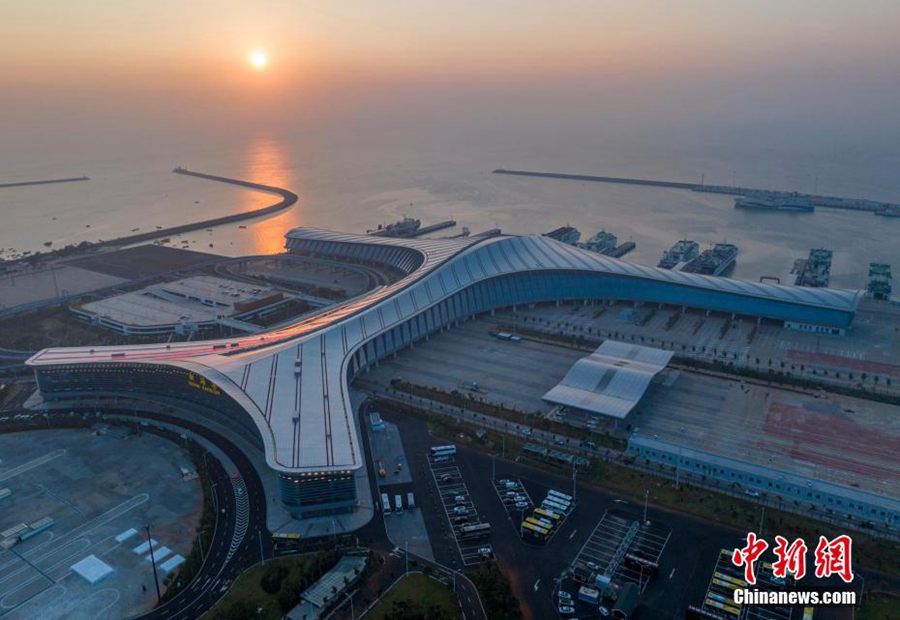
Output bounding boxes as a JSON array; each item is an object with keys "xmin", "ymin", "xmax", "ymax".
[{"xmin": 521, "ymin": 520, "xmax": 550, "ymax": 540}]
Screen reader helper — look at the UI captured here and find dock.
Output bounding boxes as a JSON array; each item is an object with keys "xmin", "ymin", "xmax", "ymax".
[
  {"xmin": 493, "ymin": 168, "xmax": 898, "ymax": 214},
  {"xmin": 0, "ymin": 176, "xmax": 90, "ymax": 189}
]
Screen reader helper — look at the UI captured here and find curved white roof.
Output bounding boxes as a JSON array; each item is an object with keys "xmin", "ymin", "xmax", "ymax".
[
  {"xmin": 543, "ymin": 341, "xmax": 674, "ymax": 419},
  {"xmin": 28, "ymin": 229, "xmax": 862, "ymax": 474}
]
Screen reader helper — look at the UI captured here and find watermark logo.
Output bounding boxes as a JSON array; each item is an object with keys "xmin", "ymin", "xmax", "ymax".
[{"xmin": 732, "ymin": 532, "xmax": 853, "ymax": 585}]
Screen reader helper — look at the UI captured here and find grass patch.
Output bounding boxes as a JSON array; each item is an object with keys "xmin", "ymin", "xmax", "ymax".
[
  {"xmin": 204, "ymin": 551, "xmax": 340, "ymax": 620},
  {"xmin": 469, "ymin": 562, "xmax": 521, "ymax": 620},
  {"xmin": 367, "ymin": 573, "xmax": 460, "ymax": 620}
]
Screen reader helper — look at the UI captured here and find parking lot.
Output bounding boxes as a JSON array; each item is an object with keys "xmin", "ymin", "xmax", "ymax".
[
  {"xmin": 426, "ymin": 454, "xmax": 493, "ymax": 567},
  {"xmin": 557, "ymin": 510, "xmax": 670, "ymax": 616},
  {"xmin": 696, "ymin": 548, "xmax": 794, "ymax": 620},
  {"xmin": 0, "ymin": 427, "xmax": 201, "ymax": 619},
  {"xmin": 492, "ymin": 477, "xmax": 535, "ymax": 529}
]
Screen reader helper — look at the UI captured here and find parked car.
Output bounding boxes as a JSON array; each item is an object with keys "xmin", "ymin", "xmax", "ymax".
[
  {"xmin": 558, "ymin": 605, "xmax": 575, "ymax": 615},
  {"xmin": 558, "ymin": 591, "xmax": 573, "ymax": 601}
]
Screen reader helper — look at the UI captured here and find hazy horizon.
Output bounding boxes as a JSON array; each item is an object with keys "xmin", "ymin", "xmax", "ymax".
[
  {"xmin": 2, "ymin": 1, "xmax": 899, "ymax": 283},
  {"xmin": 3, "ymin": 1, "xmax": 899, "ymax": 152}
]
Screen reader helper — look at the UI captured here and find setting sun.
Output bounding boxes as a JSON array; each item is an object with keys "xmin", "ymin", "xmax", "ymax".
[{"xmin": 249, "ymin": 50, "xmax": 268, "ymax": 69}]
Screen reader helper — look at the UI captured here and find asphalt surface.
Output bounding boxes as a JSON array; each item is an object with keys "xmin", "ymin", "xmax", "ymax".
[
  {"xmin": 378, "ymin": 405, "xmax": 862, "ymax": 620},
  {"xmin": 349, "ymin": 401, "xmax": 486, "ymax": 620},
  {"xmin": 0, "ymin": 408, "xmax": 271, "ymax": 620}
]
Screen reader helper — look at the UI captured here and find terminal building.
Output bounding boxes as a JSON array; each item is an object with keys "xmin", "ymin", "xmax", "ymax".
[
  {"xmin": 27, "ymin": 228, "xmax": 862, "ymax": 520},
  {"xmin": 72, "ymin": 275, "xmax": 287, "ymax": 336},
  {"xmin": 629, "ymin": 435, "xmax": 900, "ymax": 530}
]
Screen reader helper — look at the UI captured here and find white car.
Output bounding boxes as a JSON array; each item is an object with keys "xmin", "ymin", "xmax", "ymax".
[
  {"xmin": 558, "ymin": 591, "xmax": 573, "ymax": 601},
  {"xmin": 598, "ymin": 606, "xmax": 610, "ymax": 617},
  {"xmin": 478, "ymin": 546, "xmax": 492, "ymax": 556},
  {"xmin": 514, "ymin": 501, "xmax": 529, "ymax": 509},
  {"xmin": 586, "ymin": 561, "xmax": 600, "ymax": 571},
  {"xmin": 558, "ymin": 605, "xmax": 575, "ymax": 615}
]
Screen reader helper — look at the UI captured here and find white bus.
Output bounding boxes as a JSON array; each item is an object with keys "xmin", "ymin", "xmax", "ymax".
[
  {"xmin": 381, "ymin": 493, "xmax": 391, "ymax": 513},
  {"xmin": 430, "ymin": 445, "xmax": 457, "ymax": 457},
  {"xmin": 542, "ymin": 499, "xmax": 570, "ymax": 514},
  {"xmin": 547, "ymin": 490, "xmax": 573, "ymax": 503},
  {"xmin": 394, "ymin": 495, "xmax": 403, "ymax": 512}
]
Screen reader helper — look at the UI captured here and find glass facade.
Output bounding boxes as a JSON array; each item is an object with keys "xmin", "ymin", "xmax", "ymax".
[{"xmin": 278, "ymin": 471, "xmax": 356, "ymax": 518}]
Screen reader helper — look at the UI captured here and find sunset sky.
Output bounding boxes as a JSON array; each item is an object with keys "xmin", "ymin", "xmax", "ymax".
[{"xmin": 2, "ymin": 1, "xmax": 899, "ymax": 142}]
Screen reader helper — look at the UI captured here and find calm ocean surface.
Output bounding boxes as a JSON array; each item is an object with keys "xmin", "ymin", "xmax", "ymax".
[{"xmin": 1, "ymin": 128, "xmax": 898, "ymax": 289}]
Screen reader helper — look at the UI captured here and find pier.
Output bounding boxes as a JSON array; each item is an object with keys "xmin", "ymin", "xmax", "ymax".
[
  {"xmin": 0, "ymin": 176, "xmax": 90, "ymax": 189},
  {"xmin": 493, "ymin": 168, "xmax": 898, "ymax": 213}
]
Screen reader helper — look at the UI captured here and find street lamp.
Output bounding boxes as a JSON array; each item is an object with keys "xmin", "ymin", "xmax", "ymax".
[{"xmin": 145, "ymin": 524, "xmax": 161, "ymax": 602}]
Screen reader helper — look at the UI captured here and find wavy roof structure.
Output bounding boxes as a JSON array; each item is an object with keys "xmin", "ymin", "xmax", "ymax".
[{"xmin": 28, "ymin": 229, "xmax": 862, "ymax": 474}]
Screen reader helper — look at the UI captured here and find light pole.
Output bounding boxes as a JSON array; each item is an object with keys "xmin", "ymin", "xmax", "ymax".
[
  {"xmin": 258, "ymin": 528, "xmax": 265, "ymax": 564},
  {"xmin": 344, "ymin": 590, "xmax": 356, "ymax": 620},
  {"xmin": 572, "ymin": 461, "xmax": 577, "ymax": 502},
  {"xmin": 145, "ymin": 525, "xmax": 161, "ymax": 602}
]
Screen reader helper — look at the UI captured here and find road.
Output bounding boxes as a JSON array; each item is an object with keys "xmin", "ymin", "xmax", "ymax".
[{"xmin": 329, "ymin": 400, "xmax": 486, "ymax": 620}]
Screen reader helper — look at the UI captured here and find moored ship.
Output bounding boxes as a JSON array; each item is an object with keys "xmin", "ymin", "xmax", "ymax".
[
  {"xmin": 658, "ymin": 239, "xmax": 700, "ymax": 270},
  {"xmin": 684, "ymin": 242, "xmax": 738, "ymax": 276}
]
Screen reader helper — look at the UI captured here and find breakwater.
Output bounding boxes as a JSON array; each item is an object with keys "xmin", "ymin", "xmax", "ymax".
[{"xmin": 493, "ymin": 168, "xmax": 897, "ymax": 213}]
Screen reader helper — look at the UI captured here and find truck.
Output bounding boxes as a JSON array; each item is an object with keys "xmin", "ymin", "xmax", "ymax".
[
  {"xmin": 578, "ymin": 585, "xmax": 601, "ymax": 605},
  {"xmin": 407, "ymin": 492, "xmax": 415, "ymax": 510}
]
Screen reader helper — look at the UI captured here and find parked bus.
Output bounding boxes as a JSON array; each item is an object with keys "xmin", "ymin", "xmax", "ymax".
[
  {"xmin": 524, "ymin": 517, "xmax": 552, "ymax": 532},
  {"xmin": 430, "ymin": 445, "xmax": 457, "ymax": 457},
  {"xmin": 381, "ymin": 493, "xmax": 391, "ymax": 513},
  {"xmin": 459, "ymin": 523, "xmax": 491, "ymax": 540},
  {"xmin": 394, "ymin": 495, "xmax": 403, "ymax": 512},
  {"xmin": 533, "ymin": 508, "xmax": 561, "ymax": 522},
  {"xmin": 407, "ymin": 492, "xmax": 415, "ymax": 510},
  {"xmin": 714, "ymin": 572, "xmax": 747, "ymax": 588},
  {"xmin": 547, "ymin": 489, "xmax": 573, "ymax": 503},
  {"xmin": 533, "ymin": 516, "xmax": 553, "ymax": 529},
  {"xmin": 544, "ymin": 494, "xmax": 571, "ymax": 509},
  {"xmin": 542, "ymin": 499, "xmax": 570, "ymax": 514},
  {"xmin": 520, "ymin": 521, "xmax": 550, "ymax": 540}
]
